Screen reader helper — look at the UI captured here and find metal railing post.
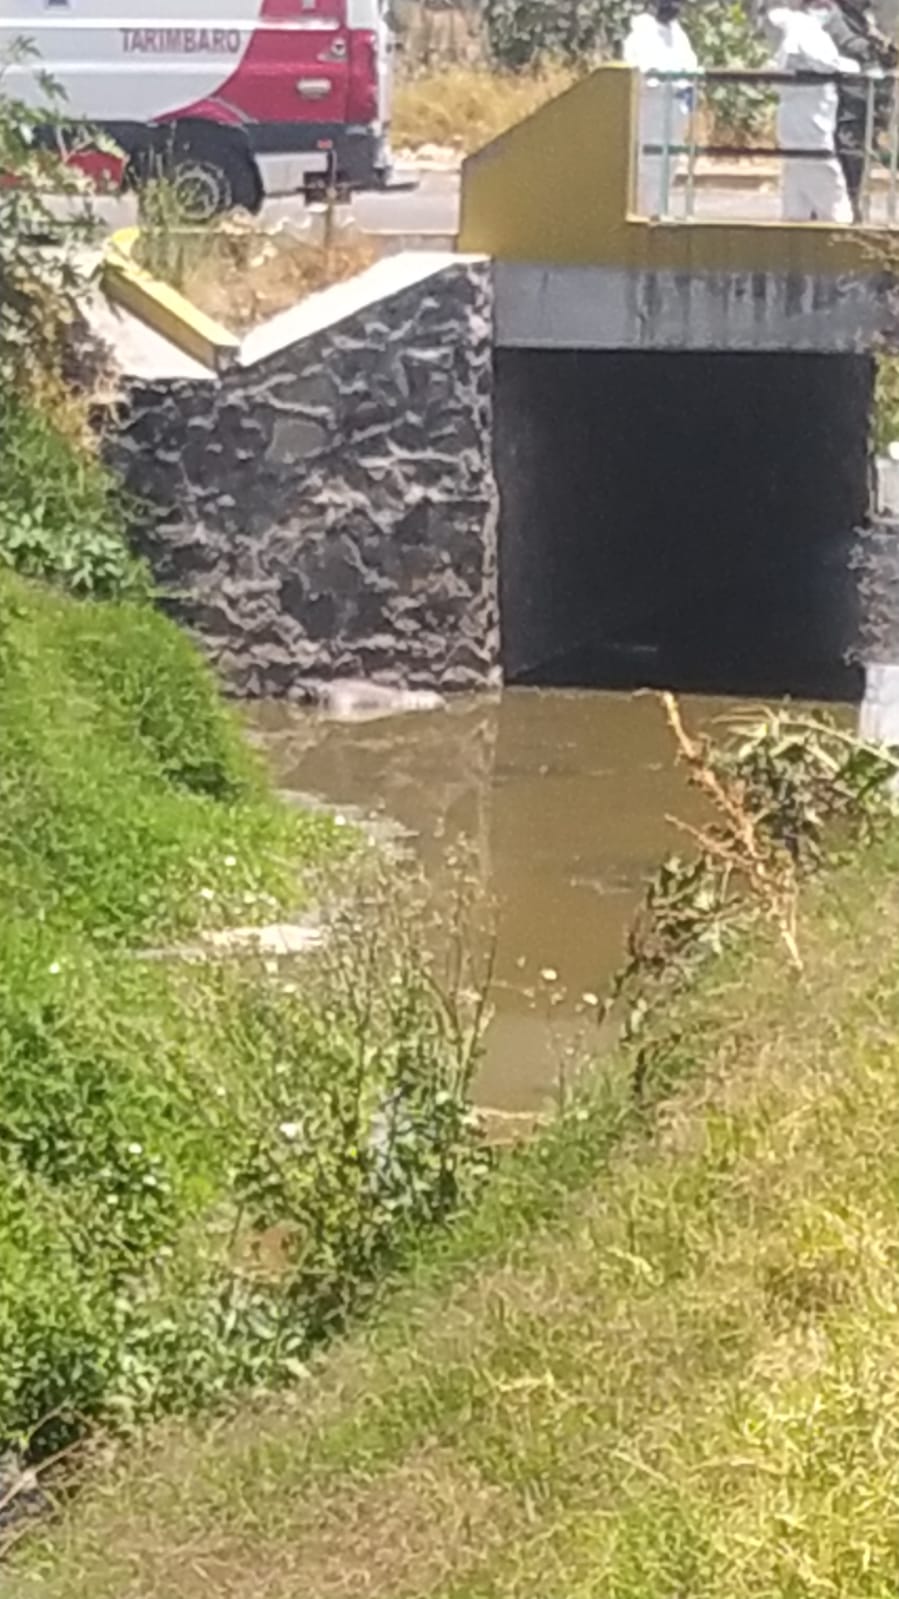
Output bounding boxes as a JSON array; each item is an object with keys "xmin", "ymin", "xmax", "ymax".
[
  {"xmin": 883, "ymin": 69, "xmax": 889, "ymax": 227},
  {"xmin": 631, "ymin": 66, "xmax": 899, "ymax": 231},
  {"xmin": 685, "ymin": 72, "xmax": 698, "ymax": 221},
  {"xmin": 862, "ymin": 74, "xmax": 876, "ymax": 223},
  {"xmin": 659, "ymin": 75, "xmax": 674, "ymax": 219}
]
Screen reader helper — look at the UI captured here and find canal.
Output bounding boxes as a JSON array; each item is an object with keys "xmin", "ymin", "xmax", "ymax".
[{"xmin": 252, "ymin": 687, "xmax": 838, "ymax": 1112}]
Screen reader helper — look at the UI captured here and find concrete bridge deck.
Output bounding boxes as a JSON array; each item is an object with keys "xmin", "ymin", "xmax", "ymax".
[{"xmin": 458, "ymin": 66, "xmax": 899, "ymax": 354}]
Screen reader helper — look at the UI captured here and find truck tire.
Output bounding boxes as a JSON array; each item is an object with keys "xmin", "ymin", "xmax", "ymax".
[
  {"xmin": 169, "ymin": 148, "xmax": 262, "ymax": 220},
  {"xmin": 126, "ymin": 129, "xmax": 263, "ymax": 221}
]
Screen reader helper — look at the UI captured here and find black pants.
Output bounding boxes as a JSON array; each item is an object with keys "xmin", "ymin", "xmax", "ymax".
[{"xmin": 838, "ymin": 148, "xmax": 865, "ymax": 222}]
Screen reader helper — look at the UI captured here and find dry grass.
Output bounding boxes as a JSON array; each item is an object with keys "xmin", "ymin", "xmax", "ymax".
[
  {"xmin": 138, "ymin": 216, "xmax": 379, "ymax": 335},
  {"xmin": 392, "ymin": 63, "xmax": 581, "ymax": 154},
  {"xmin": 14, "ymin": 830, "xmax": 899, "ymax": 1598}
]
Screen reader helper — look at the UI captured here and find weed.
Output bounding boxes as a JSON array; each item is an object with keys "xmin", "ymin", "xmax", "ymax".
[
  {"xmin": 14, "ymin": 820, "xmax": 899, "ymax": 1598},
  {"xmin": 0, "ymin": 41, "xmax": 101, "ymax": 390},
  {"xmin": 604, "ymin": 699, "xmax": 896, "ymax": 1092},
  {"xmin": 0, "ymin": 574, "xmax": 488, "ymax": 1465},
  {"xmin": 0, "ymin": 395, "xmax": 141, "ymax": 599}
]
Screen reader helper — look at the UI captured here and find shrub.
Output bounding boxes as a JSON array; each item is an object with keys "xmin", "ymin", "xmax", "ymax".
[
  {"xmin": 0, "ymin": 40, "xmax": 99, "ymax": 390},
  {"xmin": 481, "ymin": 0, "xmax": 769, "ymax": 146},
  {"xmin": 0, "ymin": 395, "xmax": 142, "ymax": 599},
  {"xmin": 0, "ymin": 857, "xmax": 488, "ymax": 1457},
  {"xmin": 483, "ymin": 0, "xmax": 631, "ymax": 69},
  {"xmin": 0, "ymin": 50, "xmax": 140, "ymax": 599}
]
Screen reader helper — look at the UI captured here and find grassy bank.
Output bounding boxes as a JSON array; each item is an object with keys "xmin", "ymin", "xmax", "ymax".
[
  {"xmin": 0, "ymin": 556, "xmax": 485, "ymax": 1466},
  {"xmin": 11, "ymin": 817, "xmax": 899, "ymax": 1594},
  {"xmin": 0, "ymin": 572, "xmax": 337, "ymax": 942}
]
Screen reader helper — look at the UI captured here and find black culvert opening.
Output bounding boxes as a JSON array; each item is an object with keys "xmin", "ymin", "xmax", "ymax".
[{"xmin": 494, "ymin": 348, "xmax": 873, "ymax": 701}]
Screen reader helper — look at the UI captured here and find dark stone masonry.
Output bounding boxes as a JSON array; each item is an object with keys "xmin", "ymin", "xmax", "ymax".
[{"xmin": 110, "ymin": 259, "xmax": 499, "ymax": 697}]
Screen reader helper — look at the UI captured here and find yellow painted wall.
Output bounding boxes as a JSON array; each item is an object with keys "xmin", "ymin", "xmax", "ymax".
[{"xmin": 458, "ymin": 64, "xmax": 894, "ymax": 278}]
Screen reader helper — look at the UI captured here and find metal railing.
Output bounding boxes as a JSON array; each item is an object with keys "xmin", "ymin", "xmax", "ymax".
[{"xmin": 636, "ymin": 67, "xmax": 899, "ymax": 225}]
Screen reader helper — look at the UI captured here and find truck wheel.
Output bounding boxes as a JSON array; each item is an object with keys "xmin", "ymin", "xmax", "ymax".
[{"xmin": 169, "ymin": 150, "xmax": 262, "ymax": 220}]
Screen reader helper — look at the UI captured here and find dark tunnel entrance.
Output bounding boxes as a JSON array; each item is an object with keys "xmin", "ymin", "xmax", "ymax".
[{"xmin": 494, "ymin": 348, "xmax": 874, "ymax": 701}]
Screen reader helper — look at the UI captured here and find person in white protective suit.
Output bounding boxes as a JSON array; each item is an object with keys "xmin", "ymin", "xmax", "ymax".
[
  {"xmin": 623, "ymin": 0, "xmax": 699, "ymax": 217},
  {"xmin": 767, "ymin": 0, "xmax": 860, "ymax": 221}
]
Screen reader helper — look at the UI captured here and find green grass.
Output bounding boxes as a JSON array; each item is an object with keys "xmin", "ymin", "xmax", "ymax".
[
  {"xmin": 0, "ymin": 573, "xmax": 339, "ymax": 942},
  {"xmin": 0, "ymin": 571, "xmax": 397, "ymax": 1452},
  {"xmin": 14, "ymin": 831, "xmax": 899, "ymax": 1597},
  {"xmin": 0, "ymin": 392, "xmax": 143, "ymax": 598},
  {"xmin": 0, "ymin": 184, "xmax": 486, "ymax": 1489}
]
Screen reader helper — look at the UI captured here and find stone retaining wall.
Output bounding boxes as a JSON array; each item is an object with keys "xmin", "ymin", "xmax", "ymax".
[{"xmin": 111, "ymin": 256, "xmax": 499, "ymax": 697}]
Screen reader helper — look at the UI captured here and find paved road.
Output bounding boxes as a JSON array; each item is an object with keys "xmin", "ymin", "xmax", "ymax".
[
  {"xmin": 59, "ymin": 167, "xmax": 460, "ymax": 237},
  {"xmin": 67, "ymin": 165, "xmax": 899, "ymax": 239}
]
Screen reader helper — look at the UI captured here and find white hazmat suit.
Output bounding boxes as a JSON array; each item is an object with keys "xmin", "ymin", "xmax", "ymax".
[
  {"xmin": 623, "ymin": 8, "xmax": 698, "ymax": 216},
  {"xmin": 768, "ymin": 5, "xmax": 859, "ymax": 221}
]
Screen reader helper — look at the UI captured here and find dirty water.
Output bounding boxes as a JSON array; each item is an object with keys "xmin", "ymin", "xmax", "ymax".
[{"xmin": 250, "ymin": 688, "xmax": 852, "ymax": 1112}]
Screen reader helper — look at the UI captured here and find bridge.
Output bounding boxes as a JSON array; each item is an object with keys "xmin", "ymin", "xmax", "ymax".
[
  {"xmin": 458, "ymin": 64, "xmax": 899, "ymax": 353},
  {"xmin": 452, "ymin": 65, "xmax": 899, "ymax": 696},
  {"xmin": 98, "ymin": 65, "xmax": 899, "ymax": 708}
]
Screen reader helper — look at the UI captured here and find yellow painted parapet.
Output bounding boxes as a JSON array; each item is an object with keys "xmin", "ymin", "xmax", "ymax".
[
  {"xmin": 103, "ymin": 228, "xmax": 239, "ymax": 372},
  {"xmin": 459, "ymin": 64, "xmax": 893, "ymax": 278},
  {"xmin": 459, "ymin": 65, "xmax": 636, "ymax": 267}
]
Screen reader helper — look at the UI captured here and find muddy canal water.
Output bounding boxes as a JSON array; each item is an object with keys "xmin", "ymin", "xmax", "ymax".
[{"xmin": 251, "ymin": 690, "xmax": 846, "ymax": 1112}]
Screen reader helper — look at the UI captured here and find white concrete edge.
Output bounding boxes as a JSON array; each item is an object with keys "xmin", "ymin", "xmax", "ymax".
[{"xmin": 238, "ymin": 251, "xmax": 486, "ymax": 369}]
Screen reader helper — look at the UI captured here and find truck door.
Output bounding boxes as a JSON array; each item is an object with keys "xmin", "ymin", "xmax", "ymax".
[{"xmin": 225, "ymin": 0, "xmax": 350, "ymax": 132}]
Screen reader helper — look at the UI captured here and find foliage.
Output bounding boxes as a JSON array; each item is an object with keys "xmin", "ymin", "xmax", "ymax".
[
  {"xmin": 15, "ymin": 782, "xmax": 899, "ymax": 1599},
  {"xmin": 0, "ymin": 50, "xmax": 140, "ymax": 599},
  {"xmin": 0, "ymin": 863, "xmax": 488, "ymax": 1461},
  {"xmin": 483, "ymin": 0, "xmax": 631, "ymax": 70},
  {"xmin": 0, "ymin": 573, "xmax": 488, "ymax": 1469},
  {"xmin": 0, "ymin": 394, "xmax": 142, "ymax": 599},
  {"xmin": 0, "ymin": 572, "xmax": 340, "ymax": 944},
  {"xmin": 0, "ymin": 40, "xmax": 100, "ymax": 389},
  {"xmin": 480, "ymin": 0, "xmax": 768, "ymax": 144},
  {"xmin": 684, "ymin": 0, "xmax": 770, "ymax": 148},
  {"xmin": 605, "ymin": 696, "xmax": 897, "ymax": 1088},
  {"xmin": 874, "ymin": 352, "xmax": 899, "ymax": 452}
]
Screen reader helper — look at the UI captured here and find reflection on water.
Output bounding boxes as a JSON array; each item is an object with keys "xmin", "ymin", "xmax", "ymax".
[{"xmin": 249, "ymin": 688, "xmax": 851, "ymax": 1112}]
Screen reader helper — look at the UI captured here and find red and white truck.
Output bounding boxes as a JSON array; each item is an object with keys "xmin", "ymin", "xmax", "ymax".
[{"xmin": 0, "ymin": 0, "xmax": 396, "ymax": 214}]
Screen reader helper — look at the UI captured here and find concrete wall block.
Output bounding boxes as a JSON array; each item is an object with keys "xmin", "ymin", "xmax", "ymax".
[
  {"xmin": 875, "ymin": 455, "xmax": 899, "ymax": 517},
  {"xmin": 110, "ymin": 259, "xmax": 500, "ymax": 697},
  {"xmin": 853, "ymin": 516, "xmax": 899, "ymax": 663}
]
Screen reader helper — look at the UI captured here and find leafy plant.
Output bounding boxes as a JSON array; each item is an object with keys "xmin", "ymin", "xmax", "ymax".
[
  {"xmin": 604, "ymin": 697, "xmax": 897, "ymax": 1088},
  {"xmin": 0, "ymin": 853, "xmax": 489, "ymax": 1458},
  {"xmin": 481, "ymin": 0, "xmax": 769, "ymax": 146},
  {"xmin": 874, "ymin": 353, "xmax": 899, "ymax": 453},
  {"xmin": 0, "ymin": 40, "xmax": 100, "ymax": 389},
  {"xmin": 0, "ymin": 48, "xmax": 141, "ymax": 598},
  {"xmin": 684, "ymin": 1, "xmax": 770, "ymax": 149},
  {"xmin": 483, "ymin": 0, "xmax": 632, "ymax": 69},
  {"xmin": 0, "ymin": 394, "xmax": 142, "ymax": 599}
]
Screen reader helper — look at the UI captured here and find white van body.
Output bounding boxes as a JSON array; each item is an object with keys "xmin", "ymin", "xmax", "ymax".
[{"xmin": 0, "ymin": 0, "xmax": 394, "ymax": 208}]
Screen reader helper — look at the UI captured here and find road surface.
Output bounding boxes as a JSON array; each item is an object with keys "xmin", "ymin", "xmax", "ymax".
[{"xmin": 62, "ymin": 167, "xmax": 899, "ymax": 242}]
